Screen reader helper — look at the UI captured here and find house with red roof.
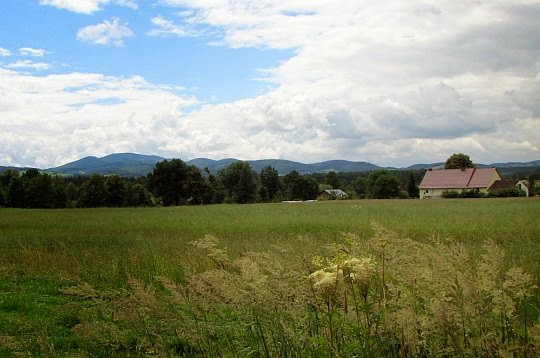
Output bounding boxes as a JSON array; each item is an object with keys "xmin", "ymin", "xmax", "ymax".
[
  {"xmin": 488, "ymin": 179, "xmax": 529, "ymax": 197},
  {"xmin": 419, "ymin": 168, "xmax": 502, "ymax": 199}
]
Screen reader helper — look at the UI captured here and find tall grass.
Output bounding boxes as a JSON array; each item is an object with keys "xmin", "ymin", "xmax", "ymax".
[{"xmin": 0, "ymin": 198, "xmax": 538, "ymax": 356}]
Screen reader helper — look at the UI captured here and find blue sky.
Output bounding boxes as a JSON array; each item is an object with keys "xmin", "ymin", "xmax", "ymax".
[
  {"xmin": 1, "ymin": 0, "xmax": 291, "ymax": 103},
  {"xmin": 1, "ymin": 1, "xmax": 539, "ymax": 168}
]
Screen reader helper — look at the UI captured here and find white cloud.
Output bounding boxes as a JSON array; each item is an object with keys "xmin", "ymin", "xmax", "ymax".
[
  {"xmin": 19, "ymin": 47, "xmax": 47, "ymax": 57},
  {"xmin": 3, "ymin": 1, "xmax": 539, "ymax": 168},
  {"xmin": 5, "ymin": 60, "xmax": 51, "ymax": 71},
  {"xmin": 115, "ymin": 0, "xmax": 138, "ymax": 10},
  {"xmin": 160, "ymin": 0, "xmax": 325, "ymax": 49},
  {"xmin": 0, "ymin": 68, "xmax": 198, "ymax": 168},
  {"xmin": 150, "ymin": 0, "xmax": 539, "ymax": 166},
  {"xmin": 0, "ymin": 47, "xmax": 12, "ymax": 57},
  {"xmin": 39, "ymin": 0, "xmax": 137, "ymax": 14},
  {"xmin": 77, "ymin": 18, "xmax": 134, "ymax": 47},
  {"xmin": 39, "ymin": 0, "xmax": 110, "ymax": 14},
  {"xmin": 148, "ymin": 16, "xmax": 189, "ymax": 37}
]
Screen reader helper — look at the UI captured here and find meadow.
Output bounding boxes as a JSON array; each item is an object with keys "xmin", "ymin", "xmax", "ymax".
[{"xmin": 0, "ymin": 198, "xmax": 539, "ymax": 356}]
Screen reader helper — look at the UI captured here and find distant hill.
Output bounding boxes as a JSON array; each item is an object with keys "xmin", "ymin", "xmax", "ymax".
[
  {"xmin": 45, "ymin": 153, "xmax": 166, "ymax": 177},
  {"xmin": 187, "ymin": 158, "xmax": 239, "ymax": 173},
  {"xmin": 188, "ymin": 158, "xmax": 381, "ymax": 174},
  {"xmin": 486, "ymin": 160, "xmax": 540, "ymax": 168},
  {"xmin": 403, "ymin": 163, "xmax": 445, "ymax": 170},
  {"xmin": 0, "ymin": 166, "xmax": 33, "ymax": 174},
  {"xmin": 2, "ymin": 153, "xmax": 538, "ymax": 177},
  {"xmin": 42, "ymin": 155, "xmax": 383, "ymax": 176}
]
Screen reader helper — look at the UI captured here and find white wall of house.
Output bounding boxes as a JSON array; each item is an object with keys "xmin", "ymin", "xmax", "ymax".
[
  {"xmin": 419, "ymin": 187, "xmax": 488, "ymax": 199},
  {"xmin": 516, "ymin": 180, "xmax": 529, "ymax": 197}
]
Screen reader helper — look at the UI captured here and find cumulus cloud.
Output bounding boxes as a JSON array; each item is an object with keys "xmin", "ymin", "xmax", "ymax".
[
  {"xmin": 147, "ymin": 16, "xmax": 189, "ymax": 37},
  {"xmin": 3, "ymin": 0, "xmax": 539, "ymax": 167},
  {"xmin": 77, "ymin": 18, "xmax": 134, "ymax": 47},
  {"xmin": 0, "ymin": 68, "xmax": 198, "ymax": 167},
  {"xmin": 0, "ymin": 47, "xmax": 12, "ymax": 57},
  {"xmin": 152, "ymin": 0, "xmax": 540, "ymax": 166},
  {"xmin": 19, "ymin": 47, "xmax": 47, "ymax": 57},
  {"xmin": 39, "ymin": 0, "xmax": 137, "ymax": 14},
  {"xmin": 39, "ymin": 0, "xmax": 110, "ymax": 14},
  {"xmin": 114, "ymin": 0, "xmax": 138, "ymax": 10},
  {"xmin": 5, "ymin": 60, "xmax": 51, "ymax": 71}
]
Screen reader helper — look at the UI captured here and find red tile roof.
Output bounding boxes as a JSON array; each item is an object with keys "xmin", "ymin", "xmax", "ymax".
[
  {"xmin": 468, "ymin": 168, "xmax": 498, "ymax": 187},
  {"xmin": 419, "ymin": 168, "xmax": 499, "ymax": 189},
  {"xmin": 488, "ymin": 179, "xmax": 519, "ymax": 191}
]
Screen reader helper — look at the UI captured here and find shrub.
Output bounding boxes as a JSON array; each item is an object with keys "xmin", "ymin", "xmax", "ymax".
[
  {"xmin": 458, "ymin": 189, "xmax": 486, "ymax": 198},
  {"xmin": 442, "ymin": 189, "xmax": 486, "ymax": 198},
  {"xmin": 488, "ymin": 187, "xmax": 526, "ymax": 198},
  {"xmin": 399, "ymin": 190, "xmax": 410, "ymax": 199},
  {"xmin": 441, "ymin": 190, "xmax": 459, "ymax": 198}
]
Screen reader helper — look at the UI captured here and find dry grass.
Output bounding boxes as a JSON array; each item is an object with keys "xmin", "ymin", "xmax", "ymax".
[{"xmin": 50, "ymin": 222, "xmax": 539, "ymax": 356}]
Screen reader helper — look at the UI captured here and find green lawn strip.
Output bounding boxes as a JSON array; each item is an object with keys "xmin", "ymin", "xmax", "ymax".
[{"xmin": 0, "ymin": 275, "xmax": 86, "ymax": 355}]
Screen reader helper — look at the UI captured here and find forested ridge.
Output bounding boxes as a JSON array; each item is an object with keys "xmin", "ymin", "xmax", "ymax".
[
  {"xmin": 2, "ymin": 155, "xmax": 539, "ymax": 208},
  {"xmin": 0, "ymin": 159, "xmax": 429, "ymax": 208}
]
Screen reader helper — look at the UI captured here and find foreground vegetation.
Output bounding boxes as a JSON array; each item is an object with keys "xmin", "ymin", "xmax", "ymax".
[{"xmin": 0, "ymin": 199, "xmax": 539, "ymax": 356}]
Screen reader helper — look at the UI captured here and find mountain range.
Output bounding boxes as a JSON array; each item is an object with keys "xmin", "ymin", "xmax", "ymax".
[
  {"xmin": 43, "ymin": 154, "xmax": 382, "ymax": 176},
  {"xmin": 1, "ymin": 153, "xmax": 539, "ymax": 177}
]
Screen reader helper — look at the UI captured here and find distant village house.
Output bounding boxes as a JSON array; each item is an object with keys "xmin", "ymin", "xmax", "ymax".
[
  {"xmin": 488, "ymin": 179, "xmax": 529, "ymax": 197},
  {"xmin": 317, "ymin": 189, "xmax": 349, "ymax": 200}
]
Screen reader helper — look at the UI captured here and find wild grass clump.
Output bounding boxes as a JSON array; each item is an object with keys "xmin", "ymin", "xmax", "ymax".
[
  {"xmin": 301, "ymin": 222, "xmax": 539, "ymax": 356},
  {"xmin": 55, "ymin": 223, "xmax": 538, "ymax": 357}
]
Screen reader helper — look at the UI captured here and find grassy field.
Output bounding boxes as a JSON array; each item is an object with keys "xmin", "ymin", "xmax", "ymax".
[{"xmin": 0, "ymin": 198, "xmax": 539, "ymax": 356}]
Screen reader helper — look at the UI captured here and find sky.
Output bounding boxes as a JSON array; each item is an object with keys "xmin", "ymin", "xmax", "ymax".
[{"xmin": 0, "ymin": 0, "xmax": 539, "ymax": 169}]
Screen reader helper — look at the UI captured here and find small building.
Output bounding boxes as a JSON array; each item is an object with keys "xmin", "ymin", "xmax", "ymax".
[
  {"xmin": 488, "ymin": 179, "xmax": 529, "ymax": 197},
  {"xmin": 317, "ymin": 189, "xmax": 349, "ymax": 200},
  {"xmin": 419, "ymin": 168, "xmax": 501, "ymax": 199}
]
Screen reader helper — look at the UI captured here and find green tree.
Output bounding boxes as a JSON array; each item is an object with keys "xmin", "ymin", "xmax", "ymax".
[
  {"xmin": 445, "ymin": 153, "xmax": 474, "ymax": 169},
  {"xmin": 259, "ymin": 166, "xmax": 281, "ymax": 202},
  {"xmin": 184, "ymin": 165, "xmax": 208, "ymax": 204},
  {"xmin": 6, "ymin": 173, "xmax": 24, "ymax": 208},
  {"xmin": 24, "ymin": 171, "xmax": 54, "ymax": 208},
  {"xmin": 354, "ymin": 176, "xmax": 367, "ymax": 199},
  {"xmin": 283, "ymin": 170, "xmax": 319, "ymax": 201},
  {"xmin": 0, "ymin": 184, "xmax": 5, "ymax": 206},
  {"xmin": 325, "ymin": 171, "xmax": 341, "ymax": 189},
  {"xmin": 149, "ymin": 159, "xmax": 193, "ymax": 206},
  {"xmin": 202, "ymin": 167, "xmax": 219, "ymax": 204},
  {"xmin": 125, "ymin": 182, "xmax": 153, "ymax": 206},
  {"xmin": 52, "ymin": 176, "xmax": 67, "ymax": 208},
  {"xmin": 23, "ymin": 168, "xmax": 40, "ymax": 180},
  {"xmin": 0, "ymin": 170, "xmax": 18, "ymax": 207},
  {"xmin": 64, "ymin": 182, "xmax": 78, "ymax": 207},
  {"xmin": 218, "ymin": 161, "xmax": 259, "ymax": 204},
  {"xmin": 407, "ymin": 172, "xmax": 419, "ymax": 198},
  {"xmin": 78, "ymin": 174, "xmax": 107, "ymax": 207},
  {"xmin": 105, "ymin": 175, "xmax": 126, "ymax": 207},
  {"xmin": 528, "ymin": 174, "xmax": 538, "ymax": 196},
  {"xmin": 366, "ymin": 170, "xmax": 400, "ymax": 199}
]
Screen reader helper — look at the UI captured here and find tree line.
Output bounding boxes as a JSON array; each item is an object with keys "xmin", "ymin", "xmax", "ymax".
[{"xmin": 0, "ymin": 159, "xmax": 425, "ymax": 209}]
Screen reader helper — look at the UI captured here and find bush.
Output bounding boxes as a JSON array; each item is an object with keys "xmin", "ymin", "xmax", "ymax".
[
  {"xmin": 458, "ymin": 189, "xmax": 486, "ymax": 198},
  {"xmin": 399, "ymin": 190, "xmax": 410, "ymax": 199},
  {"xmin": 0, "ymin": 188, "xmax": 5, "ymax": 206},
  {"xmin": 488, "ymin": 187, "xmax": 526, "ymax": 198},
  {"xmin": 442, "ymin": 189, "xmax": 486, "ymax": 198},
  {"xmin": 441, "ymin": 190, "xmax": 459, "ymax": 198}
]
